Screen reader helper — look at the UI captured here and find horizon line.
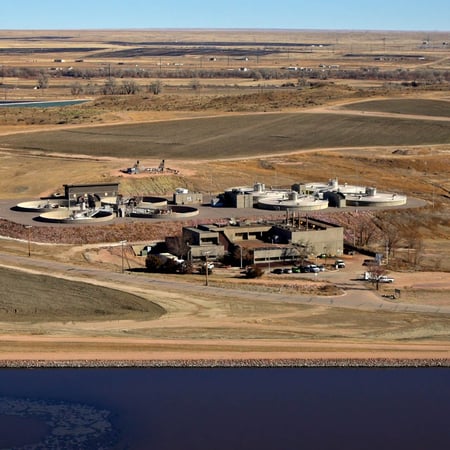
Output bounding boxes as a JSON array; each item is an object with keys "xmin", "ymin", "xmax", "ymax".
[{"xmin": 0, "ymin": 27, "xmax": 448, "ymax": 33}]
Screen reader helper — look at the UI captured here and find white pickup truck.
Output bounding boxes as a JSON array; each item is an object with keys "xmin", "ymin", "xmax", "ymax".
[
  {"xmin": 364, "ymin": 272, "xmax": 394, "ymax": 283},
  {"xmin": 378, "ymin": 275, "xmax": 395, "ymax": 283}
]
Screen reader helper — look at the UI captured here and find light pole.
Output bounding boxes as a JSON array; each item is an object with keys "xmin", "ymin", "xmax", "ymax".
[
  {"xmin": 120, "ymin": 240, "xmax": 127, "ymax": 273},
  {"xmin": 25, "ymin": 225, "xmax": 32, "ymax": 257},
  {"xmin": 202, "ymin": 250, "xmax": 211, "ymax": 286},
  {"xmin": 185, "ymin": 241, "xmax": 191, "ymax": 262},
  {"xmin": 268, "ymin": 237, "xmax": 274, "ymax": 273}
]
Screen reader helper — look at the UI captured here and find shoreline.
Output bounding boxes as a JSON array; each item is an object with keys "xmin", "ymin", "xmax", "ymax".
[{"xmin": 2, "ymin": 358, "xmax": 449, "ymax": 369}]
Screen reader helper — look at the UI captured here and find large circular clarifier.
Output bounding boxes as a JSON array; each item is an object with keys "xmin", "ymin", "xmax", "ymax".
[
  {"xmin": 346, "ymin": 190, "xmax": 407, "ymax": 207},
  {"xmin": 38, "ymin": 208, "xmax": 114, "ymax": 223},
  {"xmin": 258, "ymin": 192, "xmax": 329, "ymax": 211},
  {"xmin": 15, "ymin": 199, "xmax": 68, "ymax": 212}
]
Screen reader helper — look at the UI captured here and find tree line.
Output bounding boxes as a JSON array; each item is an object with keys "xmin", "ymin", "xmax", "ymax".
[{"xmin": 2, "ymin": 65, "xmax": 449, "ymax": 84}]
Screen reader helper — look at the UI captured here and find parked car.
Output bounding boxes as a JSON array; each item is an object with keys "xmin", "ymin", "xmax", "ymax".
[
  {"xmin": 335, "ymin": 259, "xmax": 345, "ymax": 269},
  {"xmin": 305, "ymin": 264, "xmax": 320, "ymax": 273},
  {"xmin": 292, "ymin": 266, "xmax": 301, "ymax": 273},
  {"xmin": 272, "ymin": 268, "xmax": 283, "ymax": 274},
  {"xmin": 362, "ymin": 259, "xmax": 376, "ymax": 266},
  {"xmin": 283, "ymin": 268, "xmax": 293, "ymax": 274},
  {"xmin": 378, "ymin": 275, "xmax": 395, "ymax": 283}
]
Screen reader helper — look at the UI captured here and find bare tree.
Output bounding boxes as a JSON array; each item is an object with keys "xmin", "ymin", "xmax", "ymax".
[
  {"xmin": 233, "ymin": 245, "xmax": 253, "ymax": 267},
  {"xmin": 245, "ymin": 265, "xmax": 264, "ymax": 278},
  {"xmin": 85, "ymin": 83, "xmax": 98, "ymax": 95},
  {"xmin": 189, "ymin": 79, "xmax": 201, "ymax": 91},
  {"xmin": 404, "ymin": 230, "xmax": 424, "ymax": 268},
  {"xmin": 373, "ymin": 216, "xmax": 402, "ymax": 261},
  {"xmin": 281, "ymin": 245, "xmax": 299, "ymax": 264},
  {"xmin": 384, "ymin": 226, "xmax": 402, "ymax": 260},
  {"xmin": 70, "ymin": 82, "xmax": 84, "ymax": 96},
  {"xmin": 148, "ymin": 80, "xmax": 163, "ymax": 95},
  {"xmin": 292, "ymin": 240, "xmax": 313, "ymax": 266},
  {"xmin": 166, "ymin": 236, "xmax": 190, "ymax": 260},
  {"xmin": 355, "ymin": 219, "xmax": 378, "ymax": 247},
  {"xmin": 36, "ymin": 72, "xmax": 49, "ymax": 89},
  {"xmin": 102, "ymin": 78, "xmax": 117, "ymax": 95},
  {"xmin": 365, "ymin": 264, "xmax": 388, "ymax": 290},
  {"xmin": 121, "ymin": 80, "xmax": 140, "ymax": 95}
]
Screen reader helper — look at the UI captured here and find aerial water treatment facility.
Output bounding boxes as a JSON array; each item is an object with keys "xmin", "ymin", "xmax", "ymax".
[
  {"xmin": 12, "ymin": 175, "xmax": 407, "ymax": 225},
  {"xmin": 15, "ymin": 183, "xmax": 200, "ymax": 223},
  {"xmin": 212, "ymin": 178, "xmax": 407, "ymax": 211}
]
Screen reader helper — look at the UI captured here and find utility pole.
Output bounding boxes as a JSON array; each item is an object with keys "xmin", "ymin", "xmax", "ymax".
[
  {"xmin": 268, "ymin": 237, "xmax": 274, "ymax": 273},
  {"xmin": 202, "ymin": 250, "xmax": 211, "ymax": 286},
  {"xmin": 25, "ymin": 225, "xmax": 32, "ymax": 257},
  {"xmin": 120, "ymin": 240, "xmax": 127, "ymax": 273}
]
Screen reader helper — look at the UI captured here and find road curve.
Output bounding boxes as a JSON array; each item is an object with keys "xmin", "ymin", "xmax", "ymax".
[{"xmin": 1, "ymin": 252, "xmax": 449, "ymax": 315}]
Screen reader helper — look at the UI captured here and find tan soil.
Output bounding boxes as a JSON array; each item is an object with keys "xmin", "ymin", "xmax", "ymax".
[{"xmin": 0, "ymin": 249, "xmax": 449, "ymax": 364}]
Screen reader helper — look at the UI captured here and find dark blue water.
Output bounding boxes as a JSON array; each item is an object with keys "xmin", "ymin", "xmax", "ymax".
[
  {"xmin": 0, "ymin": 368, "xmax": 449, "ymax": 450},
  {"xmin": 0, "ymin": 99, "xmax": 88, "ymax": 108}
]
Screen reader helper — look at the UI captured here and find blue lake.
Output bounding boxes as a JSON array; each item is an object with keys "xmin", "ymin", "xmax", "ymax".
[
  {"xmin": 0, "ymin": 99, "xmax": 88, "ymax": 108},
  {"xmin": 0, "ymin": 368, "xmax": 449, "ymax": 449}
]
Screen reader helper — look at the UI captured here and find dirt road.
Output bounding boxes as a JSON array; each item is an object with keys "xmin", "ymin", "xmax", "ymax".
[{"xmin": 0, "ymin": 250, "xmax": 449, "ymax": 365}]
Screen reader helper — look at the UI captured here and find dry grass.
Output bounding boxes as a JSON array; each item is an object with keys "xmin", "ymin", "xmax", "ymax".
[
  {"xmin": 0, "ymin": 266, "xmax": 165, "ymax": 322},
  {"xmin": 0, "ymin": 265, "xmax": 448, "ymax": 345}
]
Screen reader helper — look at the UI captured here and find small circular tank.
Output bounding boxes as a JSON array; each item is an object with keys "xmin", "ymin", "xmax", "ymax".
[
  {"xmin": 366, "ymin": 187, "xmax": 377, "ymax": 197},
  {"xmin": 254, "ymin": 182, "xmax": 265, "ymax": 193}
]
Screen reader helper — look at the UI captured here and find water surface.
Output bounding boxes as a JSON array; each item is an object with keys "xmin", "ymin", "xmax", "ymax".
[
  {"xmin": 0, "ymin": 99, "xmax": 88, "ymax": 108},
  {"xmin": 0, "ymin": 368, "xmax": 448, "ymax": 449}
]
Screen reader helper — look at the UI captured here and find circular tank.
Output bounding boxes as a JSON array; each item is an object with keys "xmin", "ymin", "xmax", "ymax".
[
  {"xmin": 129, "ymin": 205, "xmax": 199, "ymax": 219},
  {"xmin": 38, "ymin": 207, "xmax": 114, "ymax": 223},
  {"xmin": 346, "ymin": 192, "xmax": 407, "ymax": 207},
  {"xmin": 15, "ymin": 199, "xmax": 68, "ymax": 212},
  {"xmin": 258, "ymin": 194, "xmax": 328, "ymax": 211},
  {"xmin": 139, "ymin": 196, "xmax": 168, "ymax": 208}
]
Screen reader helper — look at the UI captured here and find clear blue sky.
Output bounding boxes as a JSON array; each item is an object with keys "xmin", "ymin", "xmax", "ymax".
[{"xmin": 1, "ymin": 0, "xmax": 448, "ymax": 31}]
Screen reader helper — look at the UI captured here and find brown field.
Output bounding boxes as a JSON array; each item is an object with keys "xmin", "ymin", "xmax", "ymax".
[
  {"xmin": 0, "ymin": 29, "xmax": 449, "ymax": 365},
  {"xmin": 1, "ymin": 105, "xmax": 450, "ymax": 159},
  {"xmin": 341, "ymin": 99, "xmax": 450, "ymax": 117},
  {"xmin": 0, "ymin": 266, "xmax": 165, "ymax": 322}
]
